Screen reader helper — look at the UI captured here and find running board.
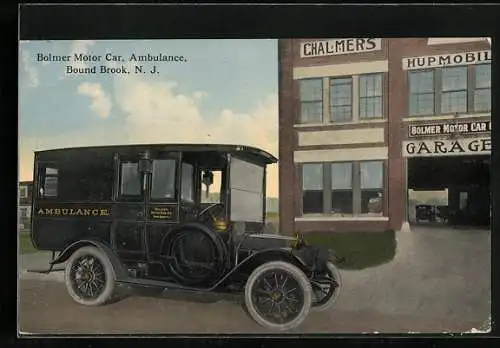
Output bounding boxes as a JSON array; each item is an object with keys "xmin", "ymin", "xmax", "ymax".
[
  {"xmin": 26, "ymin": 267, "xmax": 65, "ymax": 274},
  {"xmin": 116, "ymin": 277, "xmax": 213, "ymax": 292}
]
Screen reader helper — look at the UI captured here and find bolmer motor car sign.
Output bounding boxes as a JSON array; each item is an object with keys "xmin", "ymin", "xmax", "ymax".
[
  {"xmin": 403, "ymin": 137, "xmax": 491, "ymax": 157},
  {"xmin": 408, "ymin": 120, "xmax": 491, "ymax": 137}
]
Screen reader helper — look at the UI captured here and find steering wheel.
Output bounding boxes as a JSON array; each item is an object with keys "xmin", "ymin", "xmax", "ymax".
[{"xmin": 197, "ymin": 203, "xmax": 224, "ymax": 223}]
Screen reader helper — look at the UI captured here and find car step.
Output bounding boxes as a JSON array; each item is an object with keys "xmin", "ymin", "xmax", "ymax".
[
  {"xmin": 26, "ymin": 267, "xmax": 65, "ymax": 274},
  {"xmin": 116, "ymin": 277, "xmax": 212, "ymax": 292}
]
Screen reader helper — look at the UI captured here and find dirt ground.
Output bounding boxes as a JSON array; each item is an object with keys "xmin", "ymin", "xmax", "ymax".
[
  {"xmin": 19, "ymin": 279, "xmax": 484, "ymax": 335},
  {"xmin": 19, "ymin": 226, "xmax": 491, "ymax": 335}
]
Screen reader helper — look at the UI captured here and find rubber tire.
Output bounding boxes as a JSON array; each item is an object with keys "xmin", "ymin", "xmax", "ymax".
[
  {"xmin": 312, "ymin": 262, "xmax": 342, "ymax": 312},
  {"xmin": 244, "ymin": 261, "xmax": 312, "ymax": 332},
  {"xmin": 64, "ymin": 246, "xmax": 116, "ymax": 306}
]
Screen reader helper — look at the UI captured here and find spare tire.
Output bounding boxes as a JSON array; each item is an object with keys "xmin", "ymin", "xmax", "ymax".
[{"xmin": 161, "ymin": 224, "xmax": 227, "ymax": 287}]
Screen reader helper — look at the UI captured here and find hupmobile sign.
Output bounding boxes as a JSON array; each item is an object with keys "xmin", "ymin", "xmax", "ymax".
[
  {"xmin": 403, "ymin": 137, "xmax": 491, "ymax": 157},
  {"xmin": 408, "ymin": 121, "xmax": 491, "ymax": 137},
  {"xmin": 402, "ymin": 50, "xmax": 491, "ymax": 70},
  {"xmin": 300, "ymin": 38, "xmax": 382, "ymax": 58}
]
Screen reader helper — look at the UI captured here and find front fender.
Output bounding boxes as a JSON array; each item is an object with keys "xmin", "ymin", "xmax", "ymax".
[
  {"xmin": 50, "ymin": 239, "xmax": 128, "ymax": 280},
  {"xmin": 237, "ymin": 248, "xmax": 312, "ymax": 274}
]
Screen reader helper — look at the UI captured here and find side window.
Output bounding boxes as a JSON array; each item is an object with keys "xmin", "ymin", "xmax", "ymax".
[
  {"xmin": 201, "ymin": 170, "xmax": 222, "ymax": 203},
  {"xmin": 181, "ymin": 162, "xmax": 194, "ymax": 202},
  {"xmin": 40, "ymin": 166, "xmax": 59, "ymax": 198},
  {"xmin": 120, "ymin": 162, "xmax": 141, "ymax": 196},
  {"xmin": 151, "ymin": 159, "xmax": 176, "ymax": 200}
]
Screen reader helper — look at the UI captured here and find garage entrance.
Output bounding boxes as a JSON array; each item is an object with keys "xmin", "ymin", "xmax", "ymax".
[{"xmin": 406, "ymin": 155, "xmax": 490, "ymax": 228}]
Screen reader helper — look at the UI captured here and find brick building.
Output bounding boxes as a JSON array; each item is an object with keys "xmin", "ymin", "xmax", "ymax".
[
  {"xmin": 278, "ymin": 38, "xmax": 491, "ymax": 234},
  {"xmin": 19, "ymin": 181, "xmax": 33, "ymax": 229}
]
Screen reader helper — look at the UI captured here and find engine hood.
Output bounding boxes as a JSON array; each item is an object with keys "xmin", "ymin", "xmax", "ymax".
[{"xmin": 238, "ymin": 233, "xmax": 297, "ymax": 251}]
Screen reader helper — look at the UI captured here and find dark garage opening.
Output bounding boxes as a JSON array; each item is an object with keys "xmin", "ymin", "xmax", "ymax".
[{"xmin": 407, "ymin": 155, "xmax": 490, "ymax": 228}]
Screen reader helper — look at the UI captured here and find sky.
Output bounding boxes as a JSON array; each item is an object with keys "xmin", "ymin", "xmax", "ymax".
[{"xmin": 18, "ymin": 39, "xmax": 280, "ymax": 197}]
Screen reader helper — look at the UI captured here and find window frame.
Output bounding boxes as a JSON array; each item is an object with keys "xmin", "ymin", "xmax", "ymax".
[
  {"xmin": 407, "ymin": 64, "xmax": 491, "ymax": 118},
  {"xmin": 296, "ymin": 72, "xmax": 388, "ymax": 126},
  {"xmin": 472, "ymin": 63, "xmax": 491, "ymax": 113},
  {"xmin": 300, "ymin": 160, "xmax": 386, "ymax": 217},
  {"xmin": 440, "ymin": 65, "xmax": 469, "ymax": 115},
  {"xmin": 359, "ymin": 73, "xmax": 384, "ymax": 120},
  {"xmin": 149, "ymin": 158, "xmax": 178, "ymax": 202},
  {"xmin": 36, "ymin": 163, "xmax": 59, "ymax": 200},
  {"xmin": 359, "ymin": 160, "xmax": 385, "ymax": 216},
  {"xmin": 329, "ymin": 77, "xmax": 353, "ymax": 123},
  {"xmin": 20, "ymin": 207, "xmax": 28, "ymax": 218},
  {"xmin": 180, "ymin": 162, "xmax": 195, "ymax": 203},
  {"xmin": 330, "ymin": 161, "xmax": 354, "ymax": 215},
  {"xmin": 19, "ymin": 186, "xmax": 28, "ymax": 199},
  {"xmin": 117, "ymin": 160, "xmax": 143, "ymax": 201},
  {"xmin": 298, "ymin": 78, "xmax": 324, "ymax": 124},
  {"xmin": 301, "ymin": 162, "xmax": 325, "ymax": 214},
  {"xmin": 408, "ymin": 69, "xmax": 436, "ymax": 117}
]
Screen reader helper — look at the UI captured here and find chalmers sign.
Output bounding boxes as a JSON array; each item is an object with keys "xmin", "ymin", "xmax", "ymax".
[{"xmin": 300, "ymin": 38, "xmax": 382, "ymax": 58}]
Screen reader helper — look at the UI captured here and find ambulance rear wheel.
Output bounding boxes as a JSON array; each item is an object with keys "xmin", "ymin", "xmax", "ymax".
[{"xmin": 64, "ymin": 246, "xmax": 116, "ymax": 306}]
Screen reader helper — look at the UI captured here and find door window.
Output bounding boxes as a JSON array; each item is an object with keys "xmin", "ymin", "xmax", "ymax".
[
  {"xmin": 151, "ymin": 159, "xmax": 176, "ymax": 200},
  {"xmin": 181, "ymin": 162, "xmax": 194, "ymax": 202},
  {"xmin": 119, "ymin": 162, "xmax": 141, "ymax": 196}
]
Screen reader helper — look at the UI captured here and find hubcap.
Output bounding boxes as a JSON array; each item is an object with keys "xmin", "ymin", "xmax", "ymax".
[
  {"xmin": 312, "ymin": 268, "xmax": 338, "ymax": 306},
  {"xmin": 70, "ymin": 255, "xmax": 106, "ymax": 300},
  {"xmin": 251, "ymin": 269, "xmax": 304, "ymax": 324}
]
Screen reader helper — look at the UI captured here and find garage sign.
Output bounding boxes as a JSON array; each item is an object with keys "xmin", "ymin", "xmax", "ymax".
[
  {"xmin": 408, "ymin": 121, "xmax": 491, "ymax": 137},
  {"xmin": 403, "ymin": 137, "xmax": 491, "ymax": 157}
]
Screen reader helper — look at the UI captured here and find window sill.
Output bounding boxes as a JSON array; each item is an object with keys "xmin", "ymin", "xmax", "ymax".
[
  {"xmin": 294, "ymin": 119, "xmax": 387, "ymax": 128},
  {"xmin": 295, "ymin": 215, "xmax": 388, "ymax": 222},
  {"xmin": 403, "ymin": 112, "xmax": 490, "ymax": 122}
]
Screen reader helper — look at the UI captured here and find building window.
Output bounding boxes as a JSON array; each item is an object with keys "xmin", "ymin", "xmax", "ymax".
[
  {"xmin": 302, "ymin": 163, "xmax": 323, "ymax": 214},
  {"xmin": 360, "ymin": 161, "xmax": 384, "ymax": 215},
  {"xmin": 359, "ymin": 73, "xmax": 383, "ymax": 119},
  {"xmin": 299, "ymin": 79, "xmax": 323, "ymax": 124},
  {"xmin": 331, "ymin": 162, "xmax": 353, "ymax": 214},
  {"xmin": 408, "ymin": 64, "xmax": 491, "ymax": 117},
  {"xmin": 19, "ymin": 186, "xmax": 27, "ymax": 199},
  {"xmin": 301, "ymin": 161, "xmax": 386, "ymax": 217},
  {"xmin": 441, "ymin": 66, "xmax": 468, "ymax": 114},
  {"xmin": 151, "ymin": 159, "xmax": 176, "ymax": 200},
  {"xmin": 20, "ymin": 207, "xmax": 28, "ymax": 218},
  {"xmin": 474, "ymin": 64, "xmax": 491, "ymax": 112},
  {"xmin": 409, "ymin": 70, "xmax": 435, "ymax": 116},
  {"xmin": 330, "ymin": 77, "xmax": 352, "ymax": 122}
]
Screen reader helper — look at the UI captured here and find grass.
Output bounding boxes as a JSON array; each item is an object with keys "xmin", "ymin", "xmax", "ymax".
[
  {"xmin": 264, "ymin": 214, "xmax": 396, "ymax": 270},
  {"xmin": 19, "ymin": 231, "xmax": 37, "ymax": 254},
  {"xmin": 303, "ymin": 229, "xmax": 397, "ymax": 270},
  {"xmin": 265, "ymin": 211, "xmax": 279, "ymax": 221}
]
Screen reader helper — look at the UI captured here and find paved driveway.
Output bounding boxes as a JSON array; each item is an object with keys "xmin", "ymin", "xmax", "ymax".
[{"xmin": 18, "ymin": 226, "xmax": 491, "ymax": 334}]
